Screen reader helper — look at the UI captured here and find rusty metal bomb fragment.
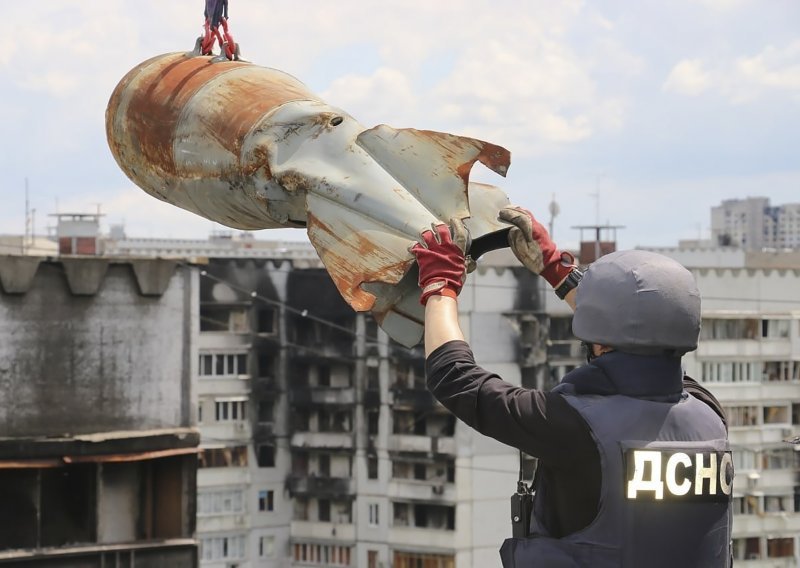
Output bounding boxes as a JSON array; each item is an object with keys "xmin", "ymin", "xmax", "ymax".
[{"xmin": 106, "ymin": 53, "xmax": 513, "ymax": 346}]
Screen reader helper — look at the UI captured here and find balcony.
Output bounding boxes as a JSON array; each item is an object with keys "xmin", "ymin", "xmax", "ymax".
[
  {"xmin": 389, "ymin": 527, "xmax": 456, "ymax": 550},
  {"xmin": 731, "ymin": 512, "xmax": 800, "ymax": 535},
  {"xmin": 291, "ymin": 521, "xmax": 356, "ymax": 542},
  {"xmin": 290, "ymin": 388, "xmax": 355, "ymax": 406},
  {"xmin": 291, "ymin": 432, "xmax": 354, "ymax": 450},
  {"xmin": 388, "ymin": 435, "xmax": 456, "ymax": 456},
  {"xmin": 388, "ymin": 480, "xmax": 456, "ymax": 502},
  {"xmin": 696, "ymin": 339, "xmax": 792, "ymax": 359},
  {"xmin": 287, "ymin": 475, "xmax": 356, "ymax": 498},
  {"xmin": 200, "ymin": 422, "xmax": 251, "ymax": 442}
]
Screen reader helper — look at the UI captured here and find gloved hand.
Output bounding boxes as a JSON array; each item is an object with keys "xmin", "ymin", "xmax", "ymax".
[
  {"xmin": 498, "ymin": 206, "xmax": 576, "ymax": 288},
  {"xmin": 410, "ymin": 220, "xmax": 468, "ymax": 305}
]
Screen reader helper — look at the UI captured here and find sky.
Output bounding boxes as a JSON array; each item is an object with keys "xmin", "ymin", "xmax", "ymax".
[{"xmin": 1, "ymin": 0, "xmax": 798, "ymax": 251}]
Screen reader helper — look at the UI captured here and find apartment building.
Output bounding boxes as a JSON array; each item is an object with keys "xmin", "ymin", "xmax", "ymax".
[
  {"xmin": 711, "ymin": 197, "xmax": 800, "ymax": 250},
  {"xmin": 0, "ymin": 253, "xmax": 200, "ymax": 566},
  {"xmin": 637, "ymin": 247, "xmax": 800, "ymax": 567},
  {"xmin": 189, "ymin": 246, "xmax": 552, "ymax": 568}
]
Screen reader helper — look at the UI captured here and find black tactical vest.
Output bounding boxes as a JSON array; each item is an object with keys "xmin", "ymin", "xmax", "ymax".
[{"xmin": 500, "ymin": 385, "xmax": 733, "ymax": 567}]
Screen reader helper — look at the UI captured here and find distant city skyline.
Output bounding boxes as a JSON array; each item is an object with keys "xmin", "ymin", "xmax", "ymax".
[{"xmin": 2, "ymin": 1, "xmax": 799, "ymax": 251}]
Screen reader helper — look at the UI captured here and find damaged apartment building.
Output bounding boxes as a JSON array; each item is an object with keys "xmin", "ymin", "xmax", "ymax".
[
  {"xmin": 175, "ymin": 236, "xmax": 569, "ymax": 568},
  {"xmin": 0, "ymin": 249, "xmax": 199, "ymax": 566}
]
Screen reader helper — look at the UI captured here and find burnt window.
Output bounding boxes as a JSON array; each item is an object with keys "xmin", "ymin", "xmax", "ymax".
[
  {"xmin": 367, "ymin": 457, "xmax": 378, "ymax": 480},
  {"xmin": 318, "ymin": 499, "xmax": 331, "ymax": 522},
  {"xmin": 367, "ymin": 411, "xmax": 379, "ymax": 436},
  {"xmin": 257, "ymin": 308, "xmax": 276, "ymax": 334},
  {"xmin": 258, "ymin": 400, "xmax": 274, "ymax": 423},
  {"xmin": 257, "ymin": 445, "xmax": 276, "ymax": 468}
]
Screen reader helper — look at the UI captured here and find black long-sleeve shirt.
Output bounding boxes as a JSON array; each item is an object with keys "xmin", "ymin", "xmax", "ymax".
[{"xmin": 426, "ymin": 340, "xmax": 727, "ymax": 537}]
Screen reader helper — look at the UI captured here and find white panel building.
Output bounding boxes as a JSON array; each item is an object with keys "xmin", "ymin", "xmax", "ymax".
[{"xmin": 646, "ymin": 249, "xmax": 800, "ymax": 567}]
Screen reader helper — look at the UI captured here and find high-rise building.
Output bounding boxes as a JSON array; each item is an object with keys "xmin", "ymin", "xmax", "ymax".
[
  {"xmin": 644, "ymin": 246, "xmax": 800, "ymax": 566},
  {"xmin": 711, "ymin": 197, "xmax": 800, "ymax": 250}
]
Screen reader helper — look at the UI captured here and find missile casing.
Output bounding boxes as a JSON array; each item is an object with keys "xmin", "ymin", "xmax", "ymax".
[{"xmin": 106, "ymin": 53, "xmax": 512, "ymax": 345}]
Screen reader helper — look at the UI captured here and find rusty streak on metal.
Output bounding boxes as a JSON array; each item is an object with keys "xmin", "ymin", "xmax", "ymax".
[{"xmin": 306, "ymin": 210, "xmax": 411, "ymax": 312}]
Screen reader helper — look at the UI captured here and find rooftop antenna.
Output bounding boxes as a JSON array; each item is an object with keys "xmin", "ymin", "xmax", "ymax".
[
  {"xmin": 24, "ymin": 178, "xmax": 29, "ymax": 254},
  {"xmin": 548, "ymin": 193, "xmax": 560, "ymax": 239},
  {"xmin": 589, "ymin": 183, "xmax": 601, "ymax": 260}
]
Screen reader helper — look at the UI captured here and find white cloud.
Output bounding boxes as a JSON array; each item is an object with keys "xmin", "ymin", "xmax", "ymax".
[
  {"xmin": 735, "ymin": 41, "xmax": 800, "ymax": 90},
  {"xmin": 663, "ymin": 59, "xmax": 713, "ymax": 96},
  {"xmin": 664, "ymin": 41, "xmax": 800, "ymax": 103}
]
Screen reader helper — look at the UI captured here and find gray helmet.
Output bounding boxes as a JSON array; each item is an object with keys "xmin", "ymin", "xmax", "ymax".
[{"xmin": 572, "ymin": 250, "xmax": 701, "ymax": 356}]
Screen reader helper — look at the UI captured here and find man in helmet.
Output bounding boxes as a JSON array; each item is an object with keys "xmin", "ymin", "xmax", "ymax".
[{"xmin": 411, "ymin": 207, "xmax": 732, "ymax": 567}]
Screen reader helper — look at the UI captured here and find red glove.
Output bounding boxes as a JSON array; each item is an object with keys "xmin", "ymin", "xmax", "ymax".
[
  {"xmin": 498, "ymin": 206, "xmax": 576, "ymax": 287},
  {"xmin": 410, "ymin": 221, "xmax": 468, "ymax": 305}
]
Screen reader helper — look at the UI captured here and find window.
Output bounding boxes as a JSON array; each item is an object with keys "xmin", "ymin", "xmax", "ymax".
[
  {"xmin": 724, "ymin": 406, "xmax": 758, "ymax": 427},
  {"xmin": 733, "ymin": 537, "xmax": 761, "ymax": 561},
  {"xmin": 764, "ymin": 495, "xmax": 791, "ymax": 513},
  {"xmin": 733, "ymin": 449, "xmax": 756, "ymax": 471},
  {"xmin": 392, "ymin": 502, "xmax": 454, "ymax": 530},
  {"xmin": 199, "ymin": 446, "xmax": 248, "ymax": 468},
  {"xmin": 762, "ymin": 319, "xmax": 790, "ymax": 338},
  {"xmin": 318, "ymin": 454, "xmax": 331, "ymax": 477},
  {"xmin": 200, "ymin": 306, "xmax": 249, "ymax": 332},
  {"xmin": 763, "ymin": 361, "xmax": 799, "ymax": 382},
  {"xmin": 368, "ymin": 503, "xmax": 379, "ymax": 526},
  {"xmin": 367, "ymin": 365, "xmax": 379, "ymax": 390},
  {"xmin": 259, "ymin": 535, "xmax": 275, "ymax": 558},
  {"xmin": 367, "ymin": 456, "xmax": 378, "ymax": 480},
  {"xmin": 293, "ymin": 543, "xmax": 352, "ymax": 566},
  {"xmin": 257, "ymin": 399, "xmax": 274, "ymax": 422},
  {"xmin": 198, "ymin": 402, "xmax": 203, "ymax": 423},
  {"xmin": 700, "ymin": 318, "xmax": 759, "ymax": 340},
  {"xmin": 198, "ymin": 489, "xmax": 244, "ymax": 516},
  {"xmin": 393, "ymin": 551, "xmax": 455, "ymax": 568},
  {"xmin": 767, "ymin": 538, "xmax": 794, "ymax": 558},
  {"xmin": 318, "ymin": 499, "xmax": 331, "ymax": 522},
  {"xmin": 763, "ymin": 405, "xmax": 790, "ymax": 425},
  {"xmin": 701, "ymin": 361, "xmax": 760, "ymax": 383},
  {"xmin": 200, "ymin": 534, "xmax": 246, "ymax": 561},
  {"xmin": 762, "ymin": 448, "xmax": 794, "ymax": 470},
  {"xmin": 258, "ymin": 490, "xmax": 274, "ymax": 512},
  {"xmin": 257, "ymin": 445, "xmax": 275, "ymax": 468},
  {"xmin": 368, "ymin": 550, "xmax": 379, "ymax": 568},
  {"xmin": 215, "ymin": 399, "xmax": 248, "ymax": 422},
  {"xmin": 733, "ymin": 496, "xmax": 759, "ymax": 515},
  {"xmin": 199, "ymin": 352, "xmax": 248, "ymax": 378},
  {"xmin": 367, "ymin": 411, "xmax": 379, "ymax": 436},
  {"xmin": 257, "ymin": 308, "xmax": 276, "ymax": 334}
]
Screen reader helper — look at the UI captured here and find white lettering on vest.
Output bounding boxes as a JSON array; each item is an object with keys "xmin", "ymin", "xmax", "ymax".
[
  {"xmin": 665, "ymin": 452, "xmax": 692, "ymax": 496},
  {"xmin": 694, "ymin": 453, "xmax": 718, "ymax": 496},
  {"xmin": 626, "ymin": 449, "xmax": 733, "ymax": 500},
  {"xmin": 718, "ymin": 452, "xmax": 733, "ymax": 495},
  {"xmin": 627, "ymin": 450, "xmax": 664, "ymax": 499}
]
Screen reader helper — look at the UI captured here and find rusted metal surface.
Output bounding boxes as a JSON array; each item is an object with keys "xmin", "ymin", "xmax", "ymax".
[{"xmin": 106, "ymin": 53, "xmax": 513, "ymax": 346}]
